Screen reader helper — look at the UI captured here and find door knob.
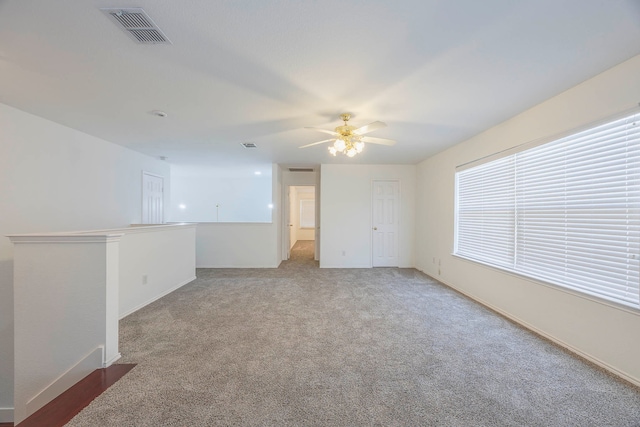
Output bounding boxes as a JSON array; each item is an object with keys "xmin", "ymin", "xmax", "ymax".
[{"xmin": 373, "ymin": 227, "xmax": 377, "ymax": 230}]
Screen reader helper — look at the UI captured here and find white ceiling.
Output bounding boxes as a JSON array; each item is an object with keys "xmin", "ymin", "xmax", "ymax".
[{"xmin": 1, "ymin": 0, "xmax": 639, "ymax": 168}]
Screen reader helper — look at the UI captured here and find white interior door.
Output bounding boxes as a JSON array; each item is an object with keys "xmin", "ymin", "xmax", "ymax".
[
  {"xmin": 372, "ymin": 180, "xmax": 399, "ymax": 267},
  {"xmin": 282, "ymin": 186, "xmax": 293, "ymax": 260},
  {"xmin": 315, "ymin": 184, "xmax": 320, "ymax": 261},
  {"xmin": 289, "ymin": 187, "xmax": 296, "ymax": 251},
  {"xmin": 142, "ymin": 172, "xmax": 164, "ymax": 224}
]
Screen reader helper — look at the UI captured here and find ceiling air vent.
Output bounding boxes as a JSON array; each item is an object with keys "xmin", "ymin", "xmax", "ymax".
[
  {"xmin": 289, "ymin": 168, "xmax": 315, "ymax": 172},
  {"xmin": 101, "ymin": 8, "xmax": 171, "ymax": 44},
  {"xmin": 241, "ymin": 142, "xmax": 257, "ymax": 149}
]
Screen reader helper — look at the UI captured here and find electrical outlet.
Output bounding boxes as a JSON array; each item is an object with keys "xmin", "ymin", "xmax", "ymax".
[{"xmin": 142, "ymin": 275, "xmax": 148, "ymax": 285}]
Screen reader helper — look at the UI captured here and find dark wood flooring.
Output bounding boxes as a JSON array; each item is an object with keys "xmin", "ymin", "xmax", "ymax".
[{"xmin": 1, "ymin": 363, "xmax": 135, "ymax": 427}]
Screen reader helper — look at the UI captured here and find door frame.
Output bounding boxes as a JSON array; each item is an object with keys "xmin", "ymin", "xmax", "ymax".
[
  {"xmin": 282, "ymin": 183, "xmax": 319, "ymax": 261},
  {"xmin": 281, "ymin": 168, "xmax": 320, "ymax": 262}
]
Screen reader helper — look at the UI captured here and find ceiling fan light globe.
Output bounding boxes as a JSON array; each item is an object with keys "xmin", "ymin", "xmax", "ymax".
[
  {"xmin": 346, "ymin": 148, "xmax": 357, "ymax": 157},
  {"xmin": 328, "ymin": 146, "xmax": 337, "ymax": 156},
  {"xmin": 334, "ymin": 139, "xmax": 346, "ymax": 152},
  {"xmin": 355, "ymin": 141, "xmax": 364, "ymax": 152}
]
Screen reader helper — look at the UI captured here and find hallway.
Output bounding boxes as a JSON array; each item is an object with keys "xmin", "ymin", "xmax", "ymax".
[{"xmin": 281, "ymin": 240, "xmax": 317, "ymax": 269}]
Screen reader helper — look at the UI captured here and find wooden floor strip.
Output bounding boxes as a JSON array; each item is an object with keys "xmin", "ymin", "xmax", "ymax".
[{"xmin": 11, "ymin": 363, "xmax": 136, "ymax": 427}]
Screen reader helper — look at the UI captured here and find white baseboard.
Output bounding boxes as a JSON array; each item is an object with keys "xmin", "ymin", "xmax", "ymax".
[
  {"xmin": 0, "ymin": 407, "xmax": 14, "ymax": 423},
  {"xmin": 319, "ymin": 264, "xmax": 372, "ymax": 269},
  {"xmin": 25, "ymin": 346, "xmax": 103, "ymax": 419},
  {"xmin": 197, "ymin": 265, "xmax": 279, "ymax": 268},
  {"xmin": 103, "ymin": 352, "xmax": 122, "ymax": 368},
  {"xmin": 119, "ymin": 276, "xmax": 196, "ymax": 319},
  {"xmin": 420, "ymin": 269, "xmax": 640, "ymax": 388}
]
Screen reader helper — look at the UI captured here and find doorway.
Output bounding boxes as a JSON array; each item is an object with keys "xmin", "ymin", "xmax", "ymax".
[{"xmin": 286, "ymin": 185, "xmax": 316, "ymax": 260}]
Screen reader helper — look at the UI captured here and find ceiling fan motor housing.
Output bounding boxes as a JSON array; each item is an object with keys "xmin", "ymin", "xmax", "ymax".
[{"xmin": 336, "ymin": 125, "xmax": 357, "ymax": 136}]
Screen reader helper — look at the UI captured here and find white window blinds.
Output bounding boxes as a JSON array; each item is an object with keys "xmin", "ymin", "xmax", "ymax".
[
  {"xmin": 456, "ymin": 156, "xmax": 515, "ymax": 269},
  {"xmin": 455, "ymin": 111, "xmax": 640, "ymax": 309}
]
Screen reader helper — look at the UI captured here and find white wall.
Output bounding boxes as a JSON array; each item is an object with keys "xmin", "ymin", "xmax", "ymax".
[
  {"xmin": 195, "ymin": 223, "xmax": 280, "ymax": 268},
  {"xmin": 415, "ymin": 54, "xmax": 640, "ymax": 386},
  {"xmin": 170, "ymin": 164, "xmax": 272, "ymax": 223},
  {"xmin": 320, "ymin": 165, "xmax": 416, "ymax": 268},
  {"xmin": 0, "ymin": 103, "xmax": 170, "ymax": 422},
  {"xmin": 195, "ymin": 164, "xmax": 283, "ymax": 268},
  {"xmin": 282, "ymin": 170, "xmax": 317, "ymax": 187},
  {"xmin": 274, "ymin": 164, "xmax": 283, "ymax": 265},
  {"xmin": 118, "ymin": 225, "xmax": 196, "ymax": 318},
  {"xmin": 10, "ymin": 233, "xmax": 120, "ymax": 424}
]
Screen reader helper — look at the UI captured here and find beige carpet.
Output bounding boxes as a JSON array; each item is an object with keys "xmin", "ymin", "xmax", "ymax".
[
  {"xmin": 289, "ymin": 240, "xmax": 315, "ymax": 257},
  {"xmin": 66, "ymin": 240, "xmax": 640, "ymax": 426}
]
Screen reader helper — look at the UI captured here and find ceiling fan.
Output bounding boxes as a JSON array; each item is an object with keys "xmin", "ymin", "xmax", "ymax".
[{"xmin": 300, "ymin": 113, "xmax": 396, "ymax": 157}]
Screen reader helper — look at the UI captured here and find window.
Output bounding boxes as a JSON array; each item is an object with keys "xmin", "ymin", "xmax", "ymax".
[
  {"xmin": 455, "ymin": 111, "xmax": 640, "ymax": 309},
  {"xmin": 300, "ymin": 199, "xmax": 315, "ymax": 229}
]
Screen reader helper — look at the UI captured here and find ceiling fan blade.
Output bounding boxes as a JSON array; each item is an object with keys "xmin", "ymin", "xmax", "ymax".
[
  {"xmin": 299, "ymin": 139, "xmax": 335, "ymax": 149},
  {"xmin": 304, "ymin": 127, "xmax": 339, "ymax": 136},
  {"xmin": 354, "ymin": 121, "xmax": 387, "ymax": 135},
  {"xmin": 361, "ymin": 136, "xmax": 397, "ymax": 146}
]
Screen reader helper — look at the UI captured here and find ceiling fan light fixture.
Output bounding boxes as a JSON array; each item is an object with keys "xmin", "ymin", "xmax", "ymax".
[{"xmin": 301, "ymin": 113, "xmax": 395, "ymax": 157}]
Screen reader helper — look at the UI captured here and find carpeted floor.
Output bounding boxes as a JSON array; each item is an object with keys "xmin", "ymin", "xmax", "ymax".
[{"xmin": 66, "ymin": 240, "xmax": 640, "ymax": 426}]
